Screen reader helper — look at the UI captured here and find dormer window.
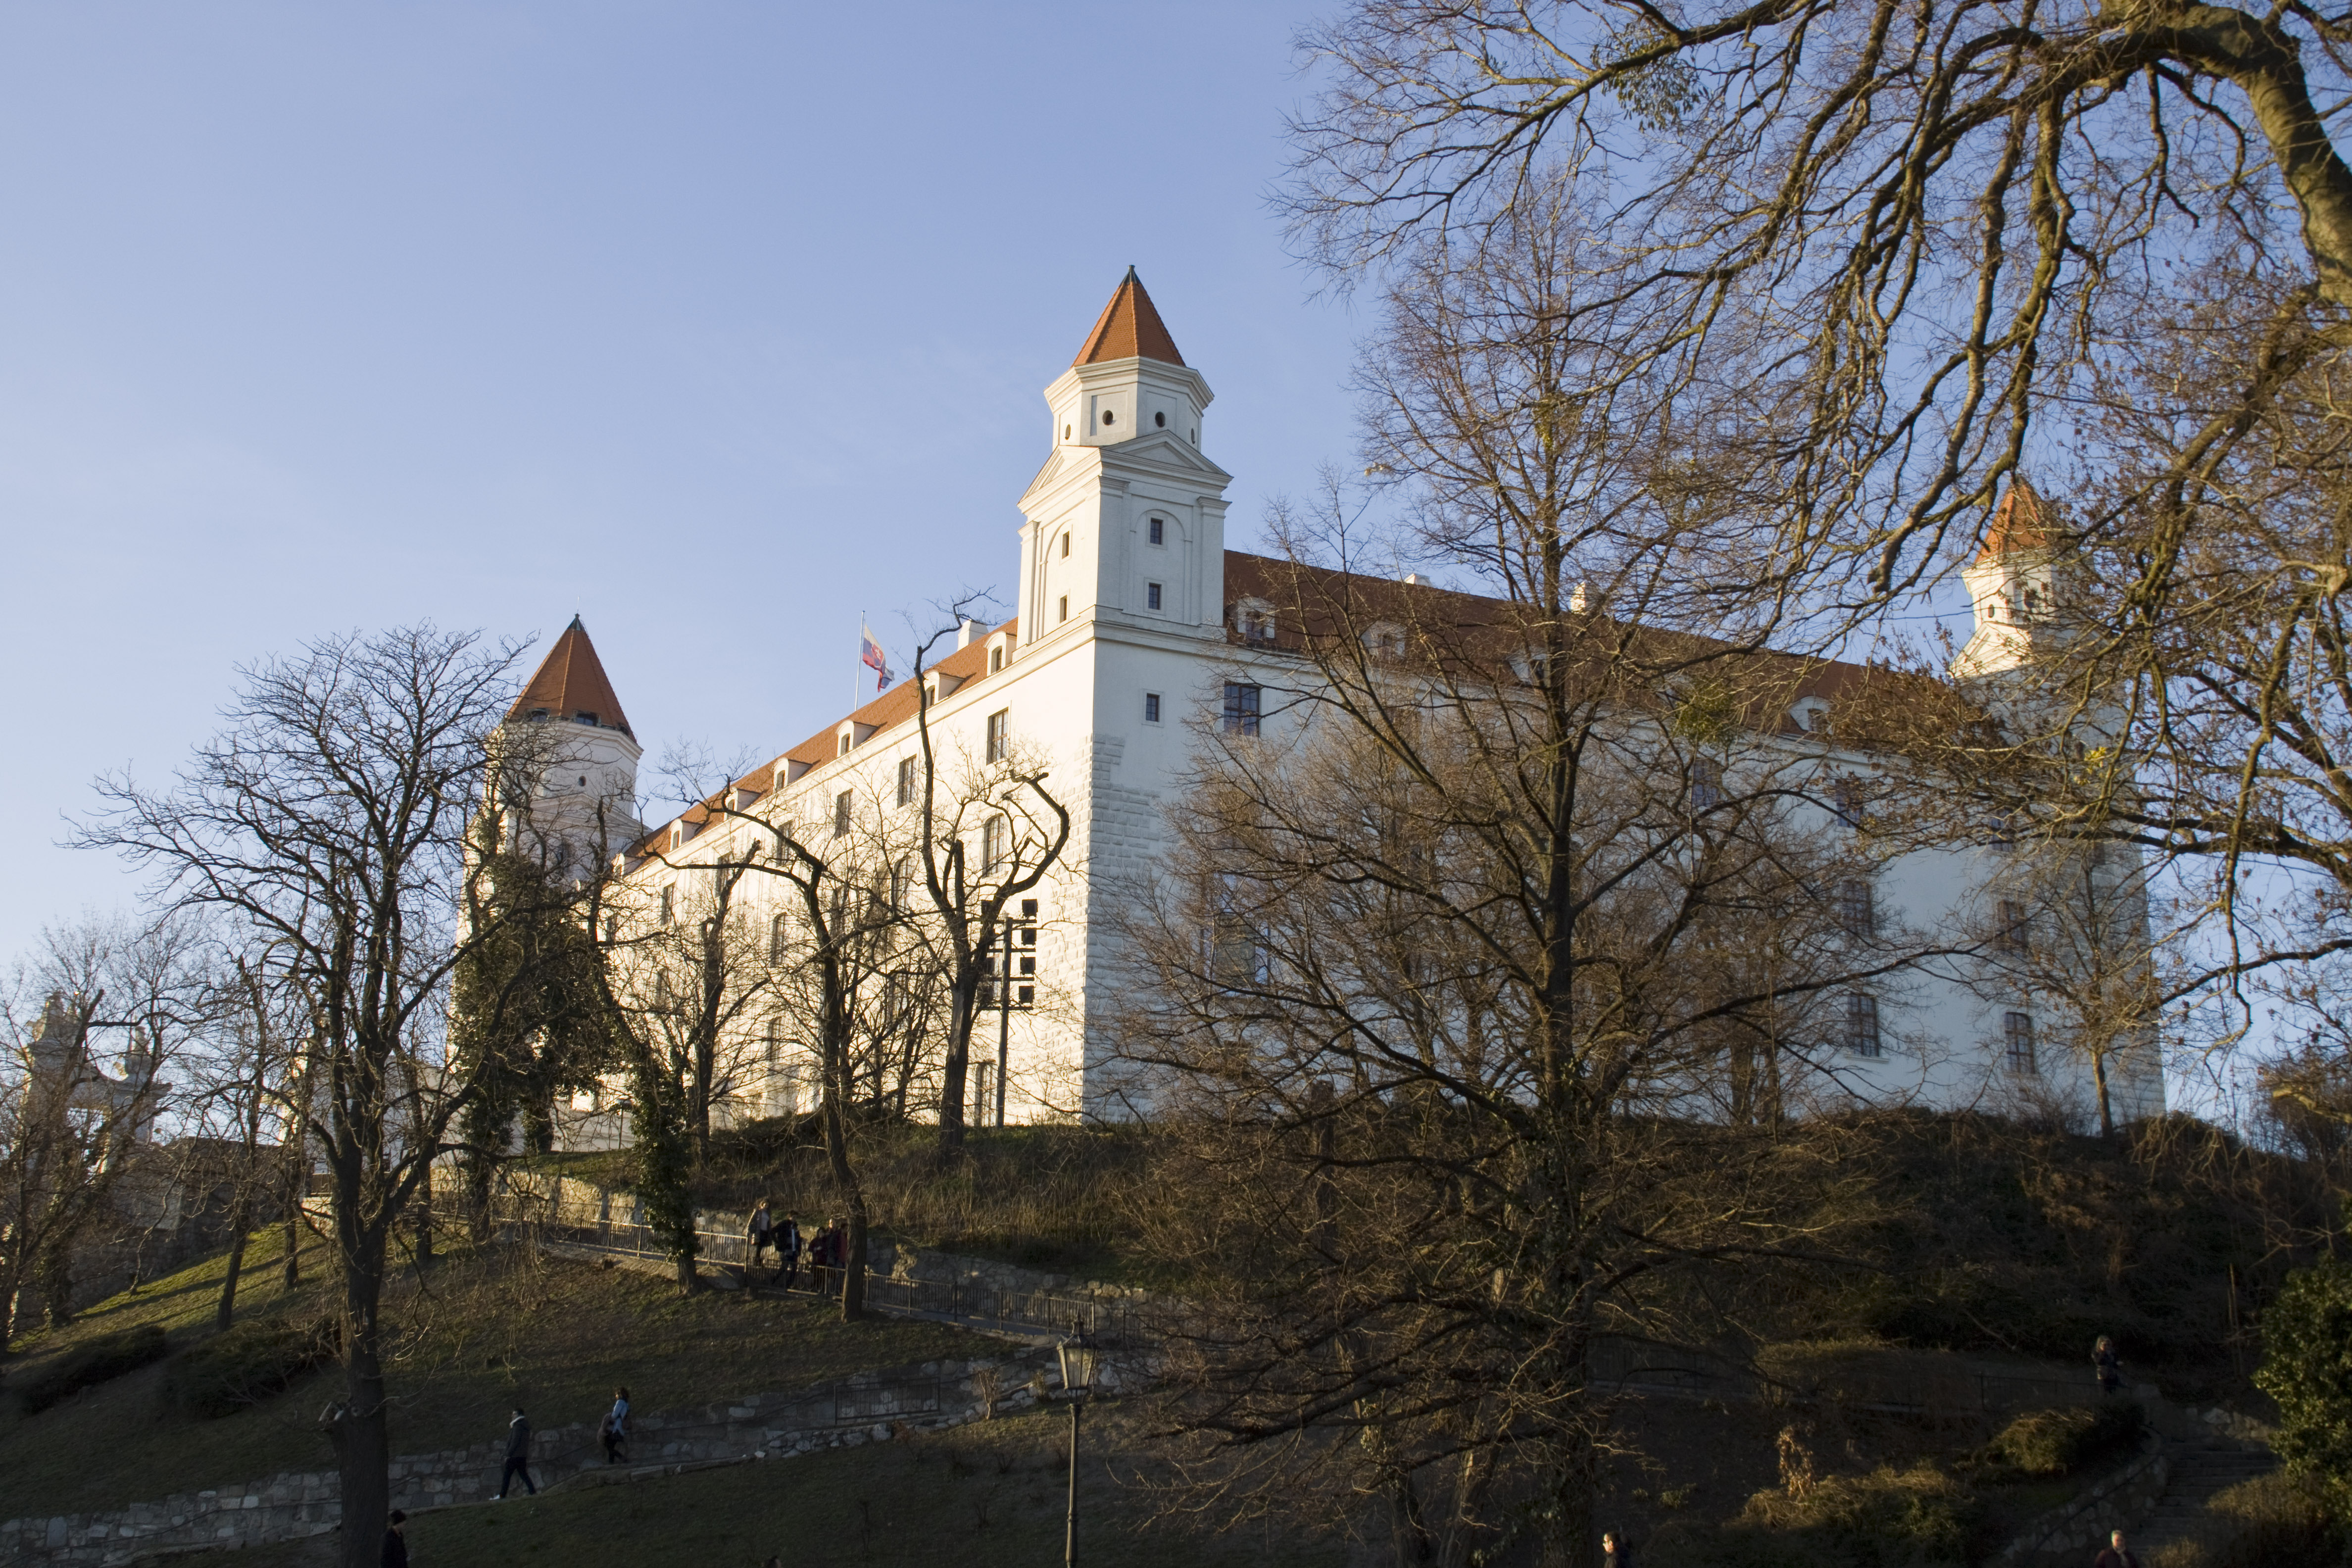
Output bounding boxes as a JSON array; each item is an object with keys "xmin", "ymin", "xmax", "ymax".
[
  {"xmin": 1791, "ymin": 697, "xmax": 1831, "ymax": 735},
  {"xmin": 575, "ymin": 712, "xmax": 597, "ymax": 726},
  {"xmin": 1364, "ymin": 623, "xmax": 1406, "ymax": 658},
  {"xmin": 528, "ymin": 708, "xmax": 549, "ymax": 721},
  {"xmin": 1236, "ymin": 600, "xmax": 1276, "ymax": 644},
  {"xmin": 990, "ymin": 646, "xmax": 1005, "ymax": 673}
]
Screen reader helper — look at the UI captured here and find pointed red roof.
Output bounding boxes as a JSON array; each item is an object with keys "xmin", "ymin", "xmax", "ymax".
[
  {"xmin": 509, "ymin": 616, "xmax": 632, "ymax": 735},
  {"xmin": 1977, "ymin": 480, "xmax": 2056, "ymax": 563},
  {"xmin": 1072, "ymin": 267, "xmax": 1185, "ymax": 367}
]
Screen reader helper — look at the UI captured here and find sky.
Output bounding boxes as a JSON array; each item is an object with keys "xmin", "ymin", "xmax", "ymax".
[{"xmin": 0, "ymin": 1, "xmax": 1367, "ymax": 963}]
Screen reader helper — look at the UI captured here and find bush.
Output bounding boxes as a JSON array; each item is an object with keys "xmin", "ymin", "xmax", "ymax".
[
  {"xmin": 2255, "ymin": 1249, "xmax": 2352, "ymax": 1528},
  {"xmin": 166, "ymin": 1313, "xmax": 340, "ymax": 1419},
  {"xmin": 13, "ymin": 1324, "xmax": 171, "ymax": 1413},
  {"xmin": 1651, "ymin": 1466, "xmax": 1983, "ymax": 1568},
  {"xmin": 1982, "ymin": 1401, "xmax": 2144, "ymax": 1477},
  {"xmin": 2147, "ymin": 1473, "xmax": 2340, "ymax": 1568}
]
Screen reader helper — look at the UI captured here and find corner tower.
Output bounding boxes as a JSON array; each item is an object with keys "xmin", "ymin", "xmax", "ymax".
[
  {"xmin": 496, "ymin": 616, "xmax": 643, "ymax": 866},
  {"xmin": 1953, "ymin": 481, "xmax": 2070, "ymax": 680},
  {"xmin": 1017, "ymin": 270, "xmax": 1233, "ymax": 653}
]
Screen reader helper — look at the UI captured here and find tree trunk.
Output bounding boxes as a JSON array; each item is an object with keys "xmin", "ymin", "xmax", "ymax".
[
  {"xmin": 215, "ymin": 1225, "xmax": 249, "ymax": 1333},
  {"xmin": 840, "ymin": 1195, "xmax": 869, "ymax": 1322},
  {"xmin": 325, "ymin": 1240, "xmax": 392, "ymax": 1568}
]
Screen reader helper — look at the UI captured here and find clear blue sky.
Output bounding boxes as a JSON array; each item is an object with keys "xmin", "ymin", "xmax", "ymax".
[{"xmin": 0, "ymin": 1, "xmax": 1364, "ymax": 961}]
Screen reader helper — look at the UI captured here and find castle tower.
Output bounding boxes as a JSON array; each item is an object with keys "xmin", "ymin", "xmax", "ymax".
[
  {"xmin": 497, "ymin": 616, "xmax": 643, "ymax": 868},
  {"xmin": 1953, "ymin": 480, "xmax": 2070, "ymax": 680},
  {"xmin": 1017, "ymin": 269, "xmax": 1233, "ymax": 654}
]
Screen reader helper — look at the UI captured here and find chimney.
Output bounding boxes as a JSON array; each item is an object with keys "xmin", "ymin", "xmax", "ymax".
[{"xmin": 957, "ymin": 619, "xmax": 983, "ymax": 650}]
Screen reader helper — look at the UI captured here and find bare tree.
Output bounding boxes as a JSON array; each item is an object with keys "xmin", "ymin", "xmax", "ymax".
[
  {"xmin": 903, "ymin": 616, "xmax": 1073, "ymax": 1156},
  {"xmin": 76, "ymin": 624, "xmax": 581, "ymax": 1568},
  {"xmin": 1114, "ymin": 209, "xmax": 1942, "ymax": 1568}
]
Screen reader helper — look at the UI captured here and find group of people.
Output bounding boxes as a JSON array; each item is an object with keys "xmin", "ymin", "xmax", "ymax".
[{"xmin": 746, "ymin": 1199, "xmax": 848, "ymax": 1294}]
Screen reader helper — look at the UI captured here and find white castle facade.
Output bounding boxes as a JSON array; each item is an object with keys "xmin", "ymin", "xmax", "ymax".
[{"xmin": 501, "ymin": 273, "xmax": 2165, "ymax": 1141}]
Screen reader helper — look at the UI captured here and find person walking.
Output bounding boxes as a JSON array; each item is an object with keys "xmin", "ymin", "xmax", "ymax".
[
  {"xmin": 2093, "ymin": 1336, "xmax": 2123, "ymax": 1395},
  {"xmin": 2094, "ymin": 1529, "xmax": 2141, "ymax": 1568},
  {"xmin": 1602, "ymin": 1529, "xmax": 1634, "ymax": 1568},
  {"xmin": 776, "ymin": 1209, "xmax": 803, "ymax": 1290},
  {"xmin": 811, "ymin": 1220, "xmax": 840, "ymax": 1297},
  {"xmin": 600, "ymin": 1386, "xmax": 631, "ymax": 1464},
  {"xmin": 494, "ymin": 1407, "xmax": 536, "ymax": 1498},
  {"xmin": 746, "ymin": 1199, "xmax": 774, "ymax": 1280},
  {"xmin": 381, "ymin": 1510, "xmax": 408, "ymax": 1568}
]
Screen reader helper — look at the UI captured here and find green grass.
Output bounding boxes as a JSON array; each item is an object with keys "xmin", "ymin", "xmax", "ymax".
[
  {"xmin": 0, "ymin": 1231, "xmax": 979, "ymax": 1521},
  {"xmin": 158, "ymin": 1405, "xmax": 1339, "ymax": 1568}
]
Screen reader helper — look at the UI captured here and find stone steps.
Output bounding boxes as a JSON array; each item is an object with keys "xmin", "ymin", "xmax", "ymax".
[{"xmin": 2132, "ymin": 1441, "xmax": 2277, "ymax": 1552}]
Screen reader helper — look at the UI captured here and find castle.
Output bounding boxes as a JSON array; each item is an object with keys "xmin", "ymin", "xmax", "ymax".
[{"xmin": 495, "ymin": 272, "xmax": 2165, "ymax": 1139}]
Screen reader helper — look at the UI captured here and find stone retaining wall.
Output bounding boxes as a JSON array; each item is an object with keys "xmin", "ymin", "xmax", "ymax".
[
  {"xmin": 1994, "ymin": 1434, "xmax": 2169, "ymax": 1566},
  {"xmin": 0, "ymin": 1353, "xmax": 1047, "ymax": 1568}
]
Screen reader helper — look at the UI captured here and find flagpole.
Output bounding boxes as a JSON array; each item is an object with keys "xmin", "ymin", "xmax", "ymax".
[{"xmin": 854, "ymin": 612, "xmax": 864, "ymax": 712}]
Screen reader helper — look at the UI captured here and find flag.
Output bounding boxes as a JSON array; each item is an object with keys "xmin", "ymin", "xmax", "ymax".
[{"xmin": 860, "ymin": 623, "xmax": 892, "ymax": 691}]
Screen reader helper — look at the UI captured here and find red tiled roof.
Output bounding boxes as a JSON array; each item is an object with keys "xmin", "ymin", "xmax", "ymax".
[
  {"xmin": 509, "ymin": 616, "xmax": 632, "ymax": 735},
  {"xmin": 1976, "ymin": 480, "xmax": 2056, "ymax": 563},
  {"xmin": 1072, "ymin": 268, "xmax": 1184, "ymax": 368},
  {"xmin": 635, "ymin": 621, "xmax": 1018, "ymax": 856}
]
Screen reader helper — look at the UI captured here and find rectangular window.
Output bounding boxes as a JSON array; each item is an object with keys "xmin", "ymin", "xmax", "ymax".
[
  {"xmin": 1690, "ymin": 758, "xmax": 1723, "ymax": 811},
  {"xmin": 1148, "ymin": 517, "xmax": 1164, "ymax": 545},
  {"xmin": 1058, "ymin": 594, "xmax": 1069, "ymax": 623},
  {"xmin": 985, "ymin": 708, "xmax": 1009, "ymax": 763},
  {"xmin": 1147, "ymin": 582, "xmax": 1163, "ymax": 611},
  {"xmin": 2003, "ymin": 1011, "xmax": 2037, "ymax": 1074},
  {"xmin": 1061, "ymin": 533, "xmax": 1071, "ymax": 557},
  {"xmin": 1995, "ymin": 899, "xmax": 2028, "ymax": 953},
  {"xmin": 1834, "ymin": 879, "xmax": 1875, "ymax": 937},
  {"xmin": 1830, "ymin": 776, "xmax": 1862, "ymax": 826},
  {"xmin": 659, "ymin": 884, "xmax": 675, "ymax": 927},
  {"xmin": 1222, "ymin": 683, "xmax": 1261, "ymax": 736},
  {"xmin": 990, "ymin": 646, "xmax": 1005, "ymax": 673},
  {"xmin": 896, "ymin": 755, "xmax": 916, "ymax": 807},
  {"xmin": 1844, "ymin": 992, "xmax": 1882, "ymax": 1058},
  {"xmin": 768, "ymin": 911, "xmax": 787, "ymax": 964},
  {"xmin": 833, "ymin": 789, "xmax": 852, "ymax": 837},
  {"xmin": 982, "ymin": 815, "xmax": 1007, "ymax": 872},
  {"xmin": 1144, "ymin": 692, "xmax": 1162, "ymax": 724}
]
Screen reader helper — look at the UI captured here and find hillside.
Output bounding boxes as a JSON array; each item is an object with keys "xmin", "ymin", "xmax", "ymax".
[{"xmin": 0, "ymin": 1227, "xmax": 973, "ymax": 1521}]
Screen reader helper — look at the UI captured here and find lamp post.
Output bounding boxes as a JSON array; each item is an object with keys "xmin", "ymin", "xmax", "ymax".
[{"xmin": 1056, "ymin": 1324, "xmax": 1100, "ymax": 1567}]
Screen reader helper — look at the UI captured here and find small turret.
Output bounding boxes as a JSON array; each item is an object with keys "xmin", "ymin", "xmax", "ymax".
[
  {"xmin": 497, "ymin": 616, "xmax": 643, "ymax": 868},
  {"xmin": 1953, "ymin": 480, "xmax": 2069, "ymax": 680}
]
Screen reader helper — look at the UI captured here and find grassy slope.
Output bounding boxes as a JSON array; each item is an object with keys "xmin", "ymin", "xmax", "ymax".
[
  {"xmin": 0, "ymin": 1228, "xmax": 975, "ymax": 1521},
  {"xmin": 162, "ymin": 1405, "xmax": 1339, "ymax": 1568}
]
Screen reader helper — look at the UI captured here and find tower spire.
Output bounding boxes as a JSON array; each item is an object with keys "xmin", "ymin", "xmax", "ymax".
[
  {"xmin": 510, "ymin": 616, "xmax": 632, "ymax": 735},
  {"xmin": 1072, "ymin": 267, "xmax": 1185, "ymax": 367}
]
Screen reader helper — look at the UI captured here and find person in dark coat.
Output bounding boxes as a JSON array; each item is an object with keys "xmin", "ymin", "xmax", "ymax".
[
  {"xmin": 2094, "ymin": 1529, "xmax": 2140, "ymax": 1568},
  {"xmin": 1602, "ymin": 1529, "xmax": 1633, "ymax": 1568},
  {"xmin": 381, "ymin": 1510, "xmax": 408, "ymax": 1568},
  {"xmin": 2093, "ymin": 1336, "xmax": 2123, "ymax": 1395},
  {"xmin": 776, "ymin": 1210, "xmax": 803, "ymax": 1290},
  {"xmin": 495, "ymin": 1407, "xmax": 536, "ymax": 1498},
  {"xmin": 601, "ymin": 1386, "xmax": 631, "ymax": 1464},
  {"xmin": 747, "ymin": 1199, "xmax": 775, "ymax": 1277}
]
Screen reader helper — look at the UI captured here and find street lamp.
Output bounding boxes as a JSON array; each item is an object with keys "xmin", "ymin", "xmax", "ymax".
[{"xmin": 1056, "ymin": 1325, "xmax": 1101, "ymax": 1567}]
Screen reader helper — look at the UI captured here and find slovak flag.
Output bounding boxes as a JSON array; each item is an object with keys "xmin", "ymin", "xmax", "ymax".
[{"xmin": 860, "ymin": 623, "xmax": 892, "ymax": 690}]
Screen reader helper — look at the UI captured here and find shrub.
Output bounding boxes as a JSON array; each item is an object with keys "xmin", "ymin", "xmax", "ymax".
[
  {"xmin": 14, "ymin": 1324, "xmax": 171, "ymax": 1413},
  {"xmin": 2147, "ymin": 1473, "xmax": 2340, "ymax": 1568},
  {"xmin": 2255, "ymin": 1250, "xmax": 2352, "ymax": 1528},
  {"xmin": 166, "ymin": 1313, "xmax": 339, "ymax": 1419},
  {"xmin": 1983, "ymin": 1401, "xmax": 2144, "ymax": 1477},
  {"xmin": 1650, "ymin": 1466, "xmax": 1982, "ymax": 1568}
]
